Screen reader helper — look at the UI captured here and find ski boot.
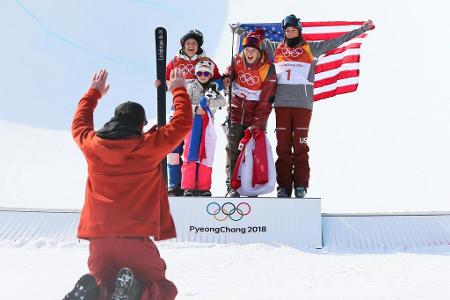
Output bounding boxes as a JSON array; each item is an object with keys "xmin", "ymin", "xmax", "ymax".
[
  {"xmin": 294, "ymin": 187, "xmax": 307, "ymax": 198},
  {"xmin": 111, "ymin": 268, "xmax": 143, "ymax": 300},
  {"xmin": 277, "ymin": 187, "xmax": 292, "ymax": 198},
  {"xmin": 64, "ymin": 273, "xmax": 100, "ymax": 300}
]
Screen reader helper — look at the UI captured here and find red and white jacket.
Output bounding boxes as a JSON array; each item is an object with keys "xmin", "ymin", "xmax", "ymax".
[
  {"xmin": 227, "ymin": 51, "xmax": 276, "ymax": 128},
  {"xmin": 166, "ymin": 51, "xmax": 221, "ymax": 84}
]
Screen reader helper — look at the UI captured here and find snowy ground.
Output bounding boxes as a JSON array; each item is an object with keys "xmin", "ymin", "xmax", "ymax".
[{"xmin": 1, "ymin": 240, "xmax": 450, "ymax": 300}]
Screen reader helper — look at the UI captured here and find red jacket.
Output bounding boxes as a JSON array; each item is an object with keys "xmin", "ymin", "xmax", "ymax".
[
  {"xmin": 166, "ymin": 53, "xmax": 221, "ymax": 82},
  {"xmin": 72, "ymin": 87, "xmax": 192, "ymax": 240},
  {"xmin": 228, "ymin": 51, "xmax": 276, "ymax": 128}
]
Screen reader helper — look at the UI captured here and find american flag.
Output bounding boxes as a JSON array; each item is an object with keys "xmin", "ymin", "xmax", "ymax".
[{"xmin": 238, "ymin": 21, "xmax": 369, "ymax": 101}]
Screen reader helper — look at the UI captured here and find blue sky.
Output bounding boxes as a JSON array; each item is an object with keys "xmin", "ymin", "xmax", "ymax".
[{"xmin": 0, "ymin": 0, "xmax": 227, "ymax": 130}]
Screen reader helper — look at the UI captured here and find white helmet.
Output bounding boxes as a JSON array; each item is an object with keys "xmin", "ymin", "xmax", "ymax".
[{"xmin": 195, "ymin": 60, "xmax": 215, "ymax": 75}]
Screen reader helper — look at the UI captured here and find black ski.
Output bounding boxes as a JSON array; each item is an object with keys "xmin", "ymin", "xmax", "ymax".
[{"xmin": 155, "ymin": 26, "xmax": 168, "ymax": 184}]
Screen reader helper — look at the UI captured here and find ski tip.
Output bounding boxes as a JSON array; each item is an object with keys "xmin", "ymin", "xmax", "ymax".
[{"xmin": 155, "ymin": 27, "xmax": 167, "ymax": 34}]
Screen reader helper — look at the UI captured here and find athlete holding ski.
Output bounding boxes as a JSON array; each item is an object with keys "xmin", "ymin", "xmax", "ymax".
[{"xmin": 155, "ymin": 29, "xmax": 221, "ymax": 196}]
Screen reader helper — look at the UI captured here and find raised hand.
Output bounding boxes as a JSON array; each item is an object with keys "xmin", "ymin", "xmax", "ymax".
[
  {"xmin": 90, "ymin": 69, "xmax": 110, "ymax": 96},
  {"xmin": 167, "ymin": 67, "xmax": 185, "ymax": 93},
  {"xmin": 222, "ymin": 76, "xmax": 231, "ymax": 90},
  {"xmin": 362, "ymin": 19, "xmax": 375, "ymax": 31}
]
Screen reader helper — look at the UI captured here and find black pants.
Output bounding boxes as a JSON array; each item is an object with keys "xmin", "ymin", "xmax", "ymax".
[{"xmin": 225, "ymin": 123, "xmax": 247, "ymax": 188}]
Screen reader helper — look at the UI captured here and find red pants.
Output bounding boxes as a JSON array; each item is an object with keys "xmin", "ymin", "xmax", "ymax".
[
  {"xmin": 275, "ymin": 107, "xmax": 312, "ymax": 192},
  {"xmin": 181, "ymin": 162, "xmax": 212, "ymax": 191},
  {"xmin": 88, "ymin": 237, "xmax": 177, "ymax": 300}
]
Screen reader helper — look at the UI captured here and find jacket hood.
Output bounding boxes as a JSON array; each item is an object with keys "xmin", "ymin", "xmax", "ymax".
[{"xmin": 94, "ymin": 118, "xmax": 144, "ymax": 165}]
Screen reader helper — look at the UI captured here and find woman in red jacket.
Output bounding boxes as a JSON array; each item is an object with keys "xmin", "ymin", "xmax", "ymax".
[
  {"xmin": 223, "ymin": 29, "xmax": 277, "ymax": 197},
  {"xmin": 65, "ymin": 68, "xmax": 192, "ymax": 300}
]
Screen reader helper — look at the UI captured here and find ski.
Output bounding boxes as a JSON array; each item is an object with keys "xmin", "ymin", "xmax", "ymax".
[{"xmin": 155, "ymin": 26, "xmax": 168, "ymax": 183}]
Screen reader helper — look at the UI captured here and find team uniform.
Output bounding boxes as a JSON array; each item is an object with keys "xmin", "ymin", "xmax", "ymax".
[
  {"xmin": 165, "ymin": 30, "xmax": 221, "ymax": 196},
  {"xmin": 182, "ymin": 61, "xmax": 226, "ymax": 196},
  {"xmin": 259, "ymin": 15, "xmax": 374, "ymax": 197},
  {"xmin": 224, "ymin": 29, "xmax": 276, "ymax": 195}
]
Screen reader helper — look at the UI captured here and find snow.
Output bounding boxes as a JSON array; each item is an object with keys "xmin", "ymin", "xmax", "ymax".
[
  {"xmin": 1, "ymin": 0, "xmax": 450, "ymax": 299},
  {"xmin": 1, "ymin": 240, "xmax": 450, "ymax": 299}
]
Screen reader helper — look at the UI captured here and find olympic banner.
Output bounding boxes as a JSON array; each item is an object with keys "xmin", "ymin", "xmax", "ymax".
[{"xmin": 168, "ymin": 197, "xmax": 322, "ymax": 248}]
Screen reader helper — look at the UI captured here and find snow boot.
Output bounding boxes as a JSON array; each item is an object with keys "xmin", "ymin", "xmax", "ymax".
[
  {"xmin": 294, "ymin": 187, "xmax": 307, "ymax": 198},
  {"xmin": 111, "ymin": 268, "xmax": 143, "ymax": 300},
  {"xmin": 168, "ymin": 186, "xmax": 183, "ymax": 196},
  {"xmin": 198, "ymin": 190, "xmax": 212, "ymax": 197},
  {"xmin": 277, "ymin": 187, "xmax": 291, "ymax": 198},
  {"xmin": 183, "ymin": 189, "xmax": 195, "ymax": 197},
  {"xmin": 228, "ymin": 189, "xmax": 240, "ymax": 198},
  {"xmin": 64, "ymin": 273, "xmax": 100, "ymax": 300}
]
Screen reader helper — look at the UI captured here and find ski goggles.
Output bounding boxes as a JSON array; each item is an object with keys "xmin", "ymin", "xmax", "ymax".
[{"xmin": 196, "ymin": 71, "xmax": 211, "ymax": 77}]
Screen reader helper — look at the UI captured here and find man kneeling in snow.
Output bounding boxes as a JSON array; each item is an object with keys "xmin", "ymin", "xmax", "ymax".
[{"xmin": 64, "ymin": 68, "xmax": 192, "ymax": 300}]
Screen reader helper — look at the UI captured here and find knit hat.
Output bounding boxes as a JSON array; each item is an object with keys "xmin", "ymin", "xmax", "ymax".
[
  {"xmin": 180, "ymin": 29, "xmax": 204, "ymax": 48},
  {"xmin": 242, "ymin": 28, "xmax": 265, "ymax": 50},
  {"xmin": 195, "ymin": 59, "xmax": 215, "ymax": 75},
  {"xmin": 114, "ymin": 101, "xmax": 148, "ymax": 126}
]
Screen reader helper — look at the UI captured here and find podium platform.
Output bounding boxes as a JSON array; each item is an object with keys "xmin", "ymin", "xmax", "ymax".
[
  {"xmin": 170, "ymin": 197, "xmax": 322, "ymax": 248},
  {"xmin": 1, "ymin": 200, "xmax": 450, "ymax": 250}
]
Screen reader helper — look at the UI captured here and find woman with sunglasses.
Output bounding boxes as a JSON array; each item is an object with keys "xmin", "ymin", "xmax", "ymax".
[
  {"xmin": 260, "ymin": 15, "xmax": 375, "ymax": 198},
  {"xmin": 155, "ymin": 29, "xmax": 221, "ymax": 196},
  {"xmin": 181, "ymin": 59, "xmax": 226, "ymax": 197},
  {"xmin": 222, "ymin": 28, "xmax": 277, "ymax": 198}
]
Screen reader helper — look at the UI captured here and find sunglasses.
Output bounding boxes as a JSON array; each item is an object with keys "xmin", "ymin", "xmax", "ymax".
[{"xmin": 196, "ymin": 71, "xmax": 211, "ymax": 77}]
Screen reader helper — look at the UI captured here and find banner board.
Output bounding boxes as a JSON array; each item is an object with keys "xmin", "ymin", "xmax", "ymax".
[{"xmin": 169, "ymin": 197, "xmax": 322, "ymax": 248}]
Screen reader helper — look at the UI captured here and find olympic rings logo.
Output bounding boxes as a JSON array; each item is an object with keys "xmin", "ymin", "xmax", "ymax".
[
  {"xmin": 238, "ymin": 70, "xmax": 260, "ymax": 86},
  {"xmin": 206, "ymin": 202, "xmax": 251, "ymax": 222},
  {"xmin": 178, "ymin": 63, "xmax": 195, "ymax": 75},
  {"xmin": 281, "ymin": 48, "xmax": 303, "ymax": 58}
]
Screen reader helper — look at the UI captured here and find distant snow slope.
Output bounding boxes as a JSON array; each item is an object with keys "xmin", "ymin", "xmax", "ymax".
[{"xmin": 0, "ymin": 120, "xmax": 86, "ymax": 209}]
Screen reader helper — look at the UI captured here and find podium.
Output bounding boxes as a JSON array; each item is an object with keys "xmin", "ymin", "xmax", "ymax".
[{"xmin": 169, "ymin": 197, "xmax": 323, "ymax": 249}]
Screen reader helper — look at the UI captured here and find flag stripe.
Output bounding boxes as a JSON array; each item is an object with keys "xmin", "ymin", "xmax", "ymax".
[
  {"xmin": 323, "ymin": 43, "xmax": 362, "ymax": 56},
  {"xmin": 301, "ymin": 21, "xmax": 364, "ymax": 27},
  {"xmin": 314, "ymin": 70, "xmax": 360, "ymax": 89},
  {"xmin": 315, "ymin": 63, "xmax": 360, "ymax": 81},
  {"xmin": 314, "ymin": 77, "xmax": 360, "ymax": 95},
  {"xmin": 303, "ymin": 32, "xmax": 366, "ymax": 41},
  {"xmin": 302, "ymin": 25, "xmax": 362, "ymax": 34},
  {"xmin": 318, "ymin": 48, "xmax": 361, "ymax": 64},
  {"xmin": 316, "ymin": 55, "xmax": 360, "ymax": 73},
  {"xmin": 314, "ymin": 84, "xmax": 359, "ymax": 101}
]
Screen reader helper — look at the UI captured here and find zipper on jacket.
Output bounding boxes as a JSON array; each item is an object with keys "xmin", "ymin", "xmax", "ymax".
[
  {"xmin": 304, "ymin": 85, "xmax": 308, "ymax": 97},
  {"xmin": 240, "ymin": 100, "xmax": 245, "ymax": 125}
]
